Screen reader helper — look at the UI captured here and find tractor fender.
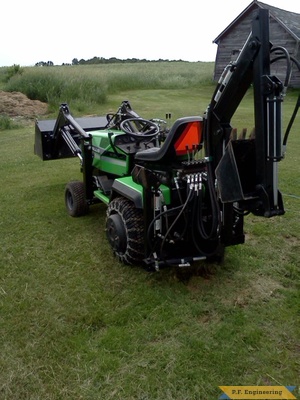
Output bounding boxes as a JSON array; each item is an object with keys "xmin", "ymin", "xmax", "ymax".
[{"xmin": 111, "ymin": 177, "xmax": 143, "ymax": 209}]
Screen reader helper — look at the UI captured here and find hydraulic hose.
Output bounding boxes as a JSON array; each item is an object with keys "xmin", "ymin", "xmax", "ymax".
[
  {"xmin": 283, "ymin": 94, "xmax": 300, "ymax": 148},
  {"xmin": 271, "ymin": 55, "xmax": 300, "ymax": 74},
  {"xmin": 270, "ymin": 53, "xmax": 300, "ymax": 149},
  {"xmin": 191, "ymin": 188, "xmax": 220, "ymax": 257},
  {"xmin": 159, "ymin": 188, "xmax": 195, "ymax": 255},
  {"xmin": 188, "ymin": 179, "xmax": 220, "ymax": 257},
  {"xmin": 186, "ymin": 103, "xmax": 221, "ymax": 257},
  {"xmin": 202, "ymin": 106, "xmax": 222, "ymax": 238},
  {"xmin": 146, "ymin": 199, "xmax": 191, "ymax": 257},
  {"xmin": 270, "ymin": 46, "xmax": 292, "ymax": 89},
  {"xmin": 195, "ymin": 189, "xmax": 215, "ymax": 240}
]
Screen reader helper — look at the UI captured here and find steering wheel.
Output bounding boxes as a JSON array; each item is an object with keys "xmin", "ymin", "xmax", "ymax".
[{"xmin": 120, "ymin": 118, "xmax": 159, "ymax": 139}]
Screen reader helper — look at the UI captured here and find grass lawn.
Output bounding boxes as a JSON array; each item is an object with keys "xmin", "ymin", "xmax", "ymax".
[{"xmin": 0, "ymin": 86, "xmax": 299, "ymax": 399}]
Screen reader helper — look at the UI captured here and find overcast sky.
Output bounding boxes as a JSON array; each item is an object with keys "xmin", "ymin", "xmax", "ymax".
[{"xmin": 1, "ymin": 0, "xmax": 299, "ymax": 67}]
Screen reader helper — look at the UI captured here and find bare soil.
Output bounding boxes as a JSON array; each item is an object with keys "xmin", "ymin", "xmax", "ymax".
[{"xmin": 0, "ymin": 91, "xmax": 48, "ymax": 118}]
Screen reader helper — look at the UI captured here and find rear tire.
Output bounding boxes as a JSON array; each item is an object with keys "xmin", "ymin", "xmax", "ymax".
[
  {"xmin": 106, "ymin": 197, "xmax": 144, "ymax": 265},
  {"xmin": 65, "ymin": 181, "xmax": 89, "ymax": 217}
]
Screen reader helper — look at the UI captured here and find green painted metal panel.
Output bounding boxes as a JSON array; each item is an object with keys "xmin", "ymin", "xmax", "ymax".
[
  {"xmin": 115, "ymin": 176, "xmax": 171, "ymax": 205},
  {"xmin": 93, "ymin": 190, "xmax": 110, "ymax": 205}
]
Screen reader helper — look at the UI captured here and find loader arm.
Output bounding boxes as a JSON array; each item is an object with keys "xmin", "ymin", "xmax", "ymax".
[
  {"xmin": 34, "ymin": 103, "xmax": 108, "ymax": 162},
  {"xmin": 51, "ymin": 103, "xmax": 91, "ymax": 161},
  {"xmin": 34, "ymin": 103, "xmax": 104, "ymax": 202}
]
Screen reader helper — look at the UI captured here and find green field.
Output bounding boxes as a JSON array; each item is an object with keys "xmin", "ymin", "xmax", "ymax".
[
  {"xmin": 0, "ymin": 63, "xmax": 299, "ymax": 399},
  {"xmin": 1, "ymin": 62, "xmax": 214, "ymax": 114}
]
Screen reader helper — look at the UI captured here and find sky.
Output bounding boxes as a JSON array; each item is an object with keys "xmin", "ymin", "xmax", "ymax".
[{"xmin": 1, "ymin": 0, "xmax": 299, "ymax": 67}]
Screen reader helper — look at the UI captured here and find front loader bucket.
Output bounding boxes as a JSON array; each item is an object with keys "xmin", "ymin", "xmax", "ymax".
[
  {"xmin": 34, "ymin": 115, "xmax": 108, "ymax": 161},
  {"xmin": 34, "ymin": 119, "xmax": 72, "ymax": 160}
]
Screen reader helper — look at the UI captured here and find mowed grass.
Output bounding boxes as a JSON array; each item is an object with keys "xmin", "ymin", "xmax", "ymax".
[{"xmin": 0, "ymin": 64, "xmax": 299, "ymax": 399}]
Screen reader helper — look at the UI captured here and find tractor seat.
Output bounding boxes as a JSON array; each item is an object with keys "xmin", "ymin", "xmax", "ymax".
[{"xmin": 134, "ymin": 116, "xmax": 203, "ymax": 163}]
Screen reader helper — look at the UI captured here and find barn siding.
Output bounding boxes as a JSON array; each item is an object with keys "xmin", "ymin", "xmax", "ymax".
[
  {"xmin": 214, "ymin": 6, "xmax": 300, "ymax": 88},
  {"xmin": 214, "ymin": 13, "xmax": 253, "ymax": 80},
  {"xmin": 269, "ymin": 17, "xmax": 300, "ymax": 87}
]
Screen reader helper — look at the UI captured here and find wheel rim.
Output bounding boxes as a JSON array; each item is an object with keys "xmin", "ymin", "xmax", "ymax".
[
  {"xmin": 66, "ymin": 190, "xmax": 74, "ymax": 211},
  {"xmin": 106, "ymin": 214, "xmax": 127, "ymax": 254}
]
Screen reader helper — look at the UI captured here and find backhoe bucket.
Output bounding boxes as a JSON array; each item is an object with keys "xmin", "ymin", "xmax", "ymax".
[{"xmin": 215, "ymin": 139, "xmax": 256, "ymax": 203}]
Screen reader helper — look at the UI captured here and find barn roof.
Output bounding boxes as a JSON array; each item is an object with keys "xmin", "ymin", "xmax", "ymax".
[{"xmin": 213, "ymin": 0, "xmax": 300, "ymax": 44}]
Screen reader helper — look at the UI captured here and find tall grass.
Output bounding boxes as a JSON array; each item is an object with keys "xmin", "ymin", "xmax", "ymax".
[
  {"xmin": 3, "ymin": 62, "xmax": 214, "ymax": 112},
  {"xmin": 0, "ymin": 114, "xmax": 20, "ymax": 130},
  {"xmin": 4, "ymin": 68, "xmax": 107, "ymax": 112}
]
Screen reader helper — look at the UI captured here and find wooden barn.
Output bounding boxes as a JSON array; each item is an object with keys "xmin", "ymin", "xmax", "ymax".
[{"xmin": 213, "ymin": 0, "xmax": 300, "ymax": 87}]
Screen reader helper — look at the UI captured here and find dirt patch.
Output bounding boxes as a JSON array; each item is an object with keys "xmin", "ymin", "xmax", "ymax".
[
  {"xmin": 221, "ymin": 275, "xmax": 283, "ymax": 308},
  {"xmin": 0, "ymin": 91, "xmax": 48, "ymax": 118}
]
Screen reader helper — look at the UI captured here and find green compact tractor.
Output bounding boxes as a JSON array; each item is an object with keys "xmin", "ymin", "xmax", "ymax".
[{"xmin": 34, "ymin": 10, "xmax": 299, "ymax": 270}]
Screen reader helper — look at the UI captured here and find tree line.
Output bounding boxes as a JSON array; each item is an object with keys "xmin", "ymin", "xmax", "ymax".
[{"xmin": 35, "ymin": 57, "xmax": 183, "ymax": 67}]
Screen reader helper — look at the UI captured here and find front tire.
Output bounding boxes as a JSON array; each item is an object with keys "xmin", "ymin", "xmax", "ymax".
[
  {"xmin": 106, "ymin": 197, "xmax": 144, "ymax": 265},
  {"xmin": 65, "ymin": 181, "xmax": 89, "ymax": 217}
]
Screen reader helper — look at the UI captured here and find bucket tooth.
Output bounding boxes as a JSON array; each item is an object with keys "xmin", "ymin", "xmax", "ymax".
[
  {"xmin": 238, "ymin": 128, "xmax": 247, "ymax": 140},
  {"xmin": 230, "ymin": 128, "xmax": 237, "ymax": 140},
  {"xmin": 249, "ymin": 127, "xmax": 256, "ymax": 139}
]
